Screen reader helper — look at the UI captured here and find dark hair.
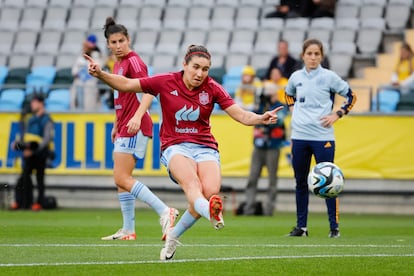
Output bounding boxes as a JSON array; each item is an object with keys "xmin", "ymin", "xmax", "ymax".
[
  {"xmin": 302, "ymin": 38, "xmax": 324, "ymax": 57},
  {"xmin": 103, "ymin": 17, "xmax": 129, "ymax": 40},
  {"xmin": 184, "ymin": 45, "xmax": 211, "ymax": 64}
]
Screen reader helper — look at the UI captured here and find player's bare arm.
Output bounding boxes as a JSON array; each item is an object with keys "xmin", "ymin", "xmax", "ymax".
[
  {"xmin": 84, "ymin": 54, "xmax": 143, "ymax": 93},
  {"xmin": 126, "ymin": 94, "xmax": 154, "ymax": 134},
  {"xmin": 225, "ymin": 104, "xmax": 284, "ymax": 126}
]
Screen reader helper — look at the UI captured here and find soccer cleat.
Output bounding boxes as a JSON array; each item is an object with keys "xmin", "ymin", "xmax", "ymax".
[
  {"xmin": 31, "ymin": 203, "xmax": 42, "ymax": 211},
  {"xmin": 329, "ymin": 228, "xmax": 340, "ymax": 238},
  {"xmin": 209, "ymin": 194, "xmax": 224, "ymax": 230},
  {"xmin": 101, "ymin": 229, "xmax": 136, "ymax": 240},
  {"xmin": 160, "ymin": 230, "xmax": 180, "ymax": 261},
  {"xmin": 288, "ymin": 227, "xmax": 308, "ymax": 237},
  {"xmin": 160, "ymin": 207, "xmax": 179, "ymax": 241}
]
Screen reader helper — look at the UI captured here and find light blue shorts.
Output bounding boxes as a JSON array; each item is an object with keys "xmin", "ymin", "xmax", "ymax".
[
  {"xmin": 113, "ymin": 131, "xmax": 149, "ymax": 160},
  {"xmin": 161, "ymin": 142, "xmax": 220, "ymax": 184}
]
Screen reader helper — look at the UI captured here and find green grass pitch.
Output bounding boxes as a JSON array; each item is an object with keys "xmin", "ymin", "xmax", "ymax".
[{"xmin": 0, "ymin": 208, "xmax": 413, "ymax": 275}]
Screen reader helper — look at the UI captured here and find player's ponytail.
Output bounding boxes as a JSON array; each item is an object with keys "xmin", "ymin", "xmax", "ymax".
[{"xmin": 103, "ymin": 17, "xmax": 129, "ymax": 41}]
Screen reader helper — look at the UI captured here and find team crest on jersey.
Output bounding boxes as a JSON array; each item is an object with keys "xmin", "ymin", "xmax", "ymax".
[
  {"xmin": 199, "ymin": 91, "xmax": 209, "ymax": 105},
  {"xmin": 118, "ymin": 67, "xmax": 124, "ymax": 75}
]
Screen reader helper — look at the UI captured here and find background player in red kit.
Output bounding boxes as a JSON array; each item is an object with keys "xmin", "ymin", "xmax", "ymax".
[
  {"xmin": 85, "ymin": 44, "xmax": 282, "ymax": 260},
  {"xmin": 99, "ymin": 17, "xmax": 178, "ymax": 241}
]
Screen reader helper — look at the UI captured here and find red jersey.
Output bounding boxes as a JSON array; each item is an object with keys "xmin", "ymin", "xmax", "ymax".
[
  {"xmin": 139, "ymin": 71, "xmax": 235, "ymax": 151},
  {"xmin": 113, "ymin": 51, "xmax": 153, "ymax": 138}
]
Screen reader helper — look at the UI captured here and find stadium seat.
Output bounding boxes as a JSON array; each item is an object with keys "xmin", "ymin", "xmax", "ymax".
[
  {"xmin": 26, "ymin": 66, "xmax": 57, "ymax": 95},
  {"xmin": 0, "ymin": 88, "xmax": 25, "ymax": 111},
  {"xmin": 396, "ymin": 92, "xmax": 414, "ymax": 111},
  {"xmin": 54, "ymin": 67, "xmax": 74, "ymax": 86},
  {"xmin": 4, "ymin": 67, "xmax": 31, "ymax": 86},
  {"xmin": 162, "ymin": 6, "xmax": 188, "ymax": 30},
  {"xmin": 222, "ymin": 66, "xmax": 244, "ymax": 96},
  {"xmin": 356, "ymin": 18, "xmax": 386, "ymax": 57},
  {"xmin": 209, "ymin": 67, "xmax": 226, "ymax": 84},
  {"xmin": 138, "ymin": 6, "xmax": 163, "ymax": 30},
  {"xmin": 12, "ymin": 31, "xmax": 38, "ymax": 55},
  {"xmin": 36, "ymin": 31, "xmax": 62, "ymax": 55},
  {"xmin": 0, "ymin": 66, "xmax": 8, "ymax": 87},
  {"xmin": 372, "ymin": 89, "xmax": 400, "ymax": 112},
  {"xmin": 45, "ymin": 88, "xmax": 71, "ymax": 111},
  {"xmin": 19, "ymin": 7, "xmax": 44, "ymax": 31},
  {"xmin": 187, "ymin": 6, "xmax": 211, "ymax": 30},
  {"xmin": 0, "ymin": 7, "xmax": 21, "ymax": 31},
  {"xmin": 385, "ymin": 0, "xmax": 412, "ymax": 33},
  {"xmin": 43, "ymin": 6, "xmax": 68, "ymax": 31}
]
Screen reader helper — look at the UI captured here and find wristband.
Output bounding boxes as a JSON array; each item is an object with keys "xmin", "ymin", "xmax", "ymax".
[{"xmin": 336, "ymin": 110, "xmax": 344, "ymax": 118}]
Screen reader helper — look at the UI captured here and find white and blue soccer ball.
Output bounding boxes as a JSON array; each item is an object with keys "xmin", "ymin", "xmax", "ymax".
[{"xmin": 308, "ymin": 162, "xmax": 344, "ymax": 199}]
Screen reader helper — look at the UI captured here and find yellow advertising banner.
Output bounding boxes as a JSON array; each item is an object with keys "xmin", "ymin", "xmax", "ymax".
[{"xmin": 0, "ymin": 112, "xmax": 413, "ymax": 179}]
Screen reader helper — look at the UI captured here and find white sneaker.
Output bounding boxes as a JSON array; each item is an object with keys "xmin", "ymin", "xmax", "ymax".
[
  {"xmin": 209, "ymin": 195, "xmax": 224, "ymax": 230},
  {"xmin": 160, "ymin": 230, "xmax": 180, "ymax": 261},
  {"xmin": 101, "ymin": 229, "xmax": 136, "ymax": 240},
  {"xmin": 160, "ymin": 207, "xmax": 179, "ymax": 241}
]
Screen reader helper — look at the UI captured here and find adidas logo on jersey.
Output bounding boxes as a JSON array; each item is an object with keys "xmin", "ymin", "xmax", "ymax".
[{"xmin": 170, "ymin": 90, "xmax": 178, "ymax": 96}]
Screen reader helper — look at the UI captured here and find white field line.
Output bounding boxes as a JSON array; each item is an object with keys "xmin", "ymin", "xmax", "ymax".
[
  {"xmin": 0, "ymin": 243, "xmax": 411, "ymax": 248},
  {"xmin": 0, "ymin": 254, "xmax": 413, "ymax": 267},
  {"xmin": 0, "ymin": 243, "xmax": 413, "ymax": 267}
]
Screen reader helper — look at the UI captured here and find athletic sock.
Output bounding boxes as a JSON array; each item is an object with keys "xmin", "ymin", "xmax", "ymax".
[
  {"xmin": 119, "ymin": 192, "xmax": 135, "ymax": 233},
  {"xmin": 194, "ymin": 197, "xmax": 210, "ymax": 220},
  {"xmin": 170, "ymin": 209, "xmax": 198, "ymax": 238},
  {"xmin": 130, "ymin": 181, "xmax": 168, "ymax": 216}
]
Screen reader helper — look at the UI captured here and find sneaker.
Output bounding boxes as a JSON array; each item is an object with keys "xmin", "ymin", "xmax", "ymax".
[
  {"xmin": 209, "ymin": 194, "xmax": 224, "ymax": 230},
  {"xmin": 31, "ymin": 203, "xmax": 42, "ymax": 211},
  {"xmin": 101, "ymin": 229, "xmax": 136, "ymax": 240},
  {"xmin": 160, "ymin": 230, "xmax": 180, "ymax": 261},
  {"xmin": 288, "ymin": 227, "xmax": 308, "ymax": 237},
  {"xmin": 160, "ymin": 207, "xmax": 179, "ymax": 241},
  {"xmin": 329, "ymin": 228, "xmax": 340, "ymax": 238}
]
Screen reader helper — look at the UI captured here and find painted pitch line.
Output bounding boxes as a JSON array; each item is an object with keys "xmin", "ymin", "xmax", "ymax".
[
  {"xmin": 1, "ymin": 254, "xmax": 414, "ymax": 267},
  {"xmin": 0, "ymin": 243, "xmax": 411, "ymax": 248}
]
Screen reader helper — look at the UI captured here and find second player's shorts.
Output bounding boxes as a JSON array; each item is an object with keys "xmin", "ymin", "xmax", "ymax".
[{"xmin": 113, "ymin": 131, "xmax": 149, "ymax": 160}]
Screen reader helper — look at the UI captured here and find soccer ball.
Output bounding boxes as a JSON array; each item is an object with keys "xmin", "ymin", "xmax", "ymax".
[{"xmin": 308, "ymin": 162, "xmax": 344, "ymax": 199}]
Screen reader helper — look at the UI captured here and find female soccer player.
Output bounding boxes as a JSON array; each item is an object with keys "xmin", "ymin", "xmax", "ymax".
[
  {"xmin": 85, "ymin": 44, "xmax": 282, "ymax": 260},
  {"xmin": 284, "ymin": 39, "xmax": 357, "ymax": 238},
  {"xmin": 99, "ymin": 17, "xmax": 178, "ymax": 241}
]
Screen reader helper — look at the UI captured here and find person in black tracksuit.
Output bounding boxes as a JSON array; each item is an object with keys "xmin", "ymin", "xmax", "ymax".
[{"xmin": 11, "ymin": 94, "xmax": 54, "ymax": 210}]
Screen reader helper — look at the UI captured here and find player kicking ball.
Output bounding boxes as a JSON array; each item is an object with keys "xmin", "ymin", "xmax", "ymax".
[{"xmin": 85, "ymin": 44, "xmax": 283, "ymax": 260}]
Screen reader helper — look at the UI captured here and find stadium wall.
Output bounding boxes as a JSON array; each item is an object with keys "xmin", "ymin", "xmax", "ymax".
[{"xmin": 0, "ymin": 112, "xmax": 413, "ymax": 179}]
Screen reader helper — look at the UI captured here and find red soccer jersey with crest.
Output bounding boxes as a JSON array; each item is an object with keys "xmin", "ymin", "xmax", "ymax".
[
  {"xmin": 113, "ymin": 51, "xmax": 153, "ymax": 138},
  {"xmin": 139, "ymin": 71, "xmax": 235, "ymax": 151}
]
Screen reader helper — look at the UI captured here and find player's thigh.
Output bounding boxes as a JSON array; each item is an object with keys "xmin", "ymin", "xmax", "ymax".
[
  {"xmin": 113, "ymin": 152, "xmax": 136, "ymax": 183},
  {"xmin": 168, "ymin": 154, "xmax": 199, "ymax": 189},
  {"xmin": 197, "ymin": 161, "xmax": 221, "ymax": 198}
]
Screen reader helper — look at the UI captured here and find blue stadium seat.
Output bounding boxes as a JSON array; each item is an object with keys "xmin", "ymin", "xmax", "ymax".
[
  {"xmin": 45, "ymin": 88, "xmax": 70, "ymax": 111},
  {"xmin": 0, "ymin": 88, "xmax": 25, "ymax": 111},
  {"xmin": 26, "ymin": 66, "xmax": 57, "ymax": 94},
  {"xmin": 222, "ymin": 66, "xmax": 243, "ymax": 96},
  {"xmin": 372, "ymin": 89, "xmax": 400, "ymax": 113},
  {"xmin": 0, "ymin": 66, "xmax": 8, "ymax": 87}
]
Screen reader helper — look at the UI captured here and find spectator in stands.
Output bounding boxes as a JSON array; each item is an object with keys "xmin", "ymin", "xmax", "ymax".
[
  {"xmin": 285, "ymin": 39, "xmax": 357, "ymax": 238},
  {"xmin": 99, "ymin": 17, "xmax": 178, "ymax": 242},
  {"xmin": 85, "ymin": 44, "xmax": 283, "ymax": 260},
  {"xmin": 379, "ymin": 42, "xmax": 414, "ymax": 95},
  {"xmin": 263, "ymin": 67, "xmax": 289, "ymax": 105},
  {"xmin": 265, "ymin": 0, "xmax": 303, "ymax": 18},
  {"xmin": 70, "ymin": 34, "xmax": 103, "ymax": 111},
  {"xmin": 234, "ymin": 65, "xmax": 263, "ymax": 111},
  {"xmin": 242, "ymin": 81, "xmax": 288, "ymax": 216},
  {"xmin": 10, "ymin": 94, "xmax": 54, "ymax": 211},
  {"xmin": 302, "ymin": 0, "xmax": 336, "ymax": 18},
  {"xmin": 266, "ymin": 40, "xmax": 300, "ymax": 80}
]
